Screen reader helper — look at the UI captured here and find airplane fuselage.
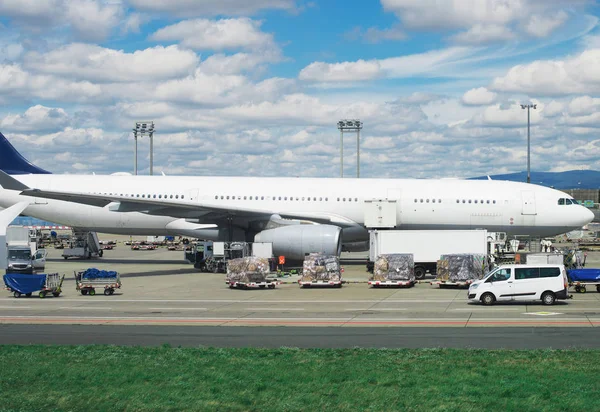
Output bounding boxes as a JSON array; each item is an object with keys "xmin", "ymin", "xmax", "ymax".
[{"xmin": 0, "ymin": 174, "xmax": 593, "ymax": 243}]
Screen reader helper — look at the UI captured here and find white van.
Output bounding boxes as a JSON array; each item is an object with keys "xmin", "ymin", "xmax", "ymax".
[{"xmin": 468, "ymin": 264, "xmax": 569, "ymax": 306}]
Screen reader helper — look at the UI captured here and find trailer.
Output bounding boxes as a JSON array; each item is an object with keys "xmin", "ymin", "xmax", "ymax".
[
  {"xmin": 299, "ymin": 279, "xmax": 343, "ymax": 288},
  {"xmin": 368, "ymin": 280, "xmax": 415, "ymax": 288},
  {"xmin": 368, "ymin": 230, "xmax": 489, "ymax": 279},
  {"xmin": 567, "ymin": 269, "xmax": 600, "ymax": 293},
  {"xmin": 430, "ymin": 279, "xmax": 475, "ymax": 288},
  {"xmin": 75, "ymin": 268, "xmax": 121, "ymax": 296},
  {"xmin": 4, "ymin": 273, "xmax": 65, "ymax": 298},
  {"xmin": 226, "ymin": 280, "xmax": 278, "ymax": 290}
]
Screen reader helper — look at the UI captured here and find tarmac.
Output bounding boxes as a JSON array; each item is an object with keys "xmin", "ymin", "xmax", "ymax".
[{"xmin": 1, "ymin": 235, "xmax": 599, "ymax": 348}]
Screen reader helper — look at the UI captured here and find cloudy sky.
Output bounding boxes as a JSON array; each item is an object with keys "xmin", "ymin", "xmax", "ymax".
[{"xmin": 1, "ymin": 0, "xmax": 600, "ymax": 178}]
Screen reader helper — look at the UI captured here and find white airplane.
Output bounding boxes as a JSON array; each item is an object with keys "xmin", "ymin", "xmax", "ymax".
[{"xmin": 0, "ymin": 132, "xmax": 594, "ymax": 260}]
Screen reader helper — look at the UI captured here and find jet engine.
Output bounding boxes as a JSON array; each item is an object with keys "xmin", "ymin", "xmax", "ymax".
[{"xmin": 254, "ymin": 224, "xmax": 342, "ymax": 261}]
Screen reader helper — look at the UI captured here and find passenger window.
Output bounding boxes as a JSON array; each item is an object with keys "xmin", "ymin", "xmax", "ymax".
[
  {"xmin": 515, "ymin": 268, "xmax": 539, "ymax": 280},
  {"xmin": 486, "ymin": 269, "xmax": 511, "ymax": 283},
  {"xmin": 540, "ymin": 268, "xmax": 560, "ymax": 278}
]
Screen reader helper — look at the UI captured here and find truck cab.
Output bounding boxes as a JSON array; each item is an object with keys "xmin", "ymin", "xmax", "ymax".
[{"xmin": 6, "ymin": 246, "xmax": 46, "ymax": 274}]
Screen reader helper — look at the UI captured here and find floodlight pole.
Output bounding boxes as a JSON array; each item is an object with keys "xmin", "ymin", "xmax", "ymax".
[
  {"xmin": 520, "ymin": 104, "xmax": 536, "ymax": 184},
  {"xmin": 133, "ymin": 131, "xmax": 138, "ymax": 175},
  {"xmin": 133, "ymin": 121, "xmax": 155, "ymax": 176},
  {"xmin": 337, "ymin": 119, "xmax": 363, "ymax": 178}
]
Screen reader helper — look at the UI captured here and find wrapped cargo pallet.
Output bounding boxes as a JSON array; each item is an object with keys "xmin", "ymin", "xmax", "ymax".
[
  {"xmin": 226, "ymin": 257, "xmax": 270, "ymax": 284},
  {"xmin": 437, "ymin": 254, "xmax": 489, "ymax": 282},
  {"xmin": 301, "ymin": 253, "xmax": 341, "ymax": 282},
  {"xmin": 370, "ymin": 254, "xmax": 415, "ymax": 282}
]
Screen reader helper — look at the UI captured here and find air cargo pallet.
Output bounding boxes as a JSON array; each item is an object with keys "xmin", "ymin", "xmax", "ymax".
[
  {"xmin": 570, "ymin": 282, "xmax": 600, "ymax": 293},
  {"xmin": 430, "ymin": 280, "xmax": 474, "ymax": 289},
  {"xmin": 368, "ymin": 280, "xmax": 415, "ymax": 288},
  {"xmin": 226, "ymin": 280, "xmax": 278, "ymax": 290},
  {"xmin": 299, "ymin": 280, "xmax": 343, "ymax": 288}
]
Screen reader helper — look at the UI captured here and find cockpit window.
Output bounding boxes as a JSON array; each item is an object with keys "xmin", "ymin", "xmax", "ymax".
[{"xmin": 558, "ymin": 198, "xmax": 575, "ymax": 205}]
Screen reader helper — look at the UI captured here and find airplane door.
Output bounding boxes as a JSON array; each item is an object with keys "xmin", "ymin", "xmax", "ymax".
[
  {"xmin": 386, "ymin": 188, "xmax": 402, "ymax": 226},
  {"xmin": 521, "ymin": 191, "xmax": 536, "ymax": 215},
  {"xmin": 185, "ymin": 188, "xmax": 199, "ymax": 202}
]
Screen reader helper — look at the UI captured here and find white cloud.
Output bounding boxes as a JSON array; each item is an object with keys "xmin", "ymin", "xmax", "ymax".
[
  {"xmin": 24, "ymin": 44, "xmax": 199, "ymax": 83},
  {"xmin": 198, "ymin": 52, "xmax": 280, "ymax": 75},
  {"xmin": 299, "ymin": 60, "xmax": 382, "ymax": 82},
  {"xmin": 462, "ymin": 87, "xmax": 497, "ymax": 105},
  {"xmin": 491, "ymin": 49, "xmax": 600, "ymax": 96},
  {"xmin": 299, "ymin": 47, "xmax": 473, "ymax": 83},
  {"xmin": 150, "ymin": 18, "xmax": 276, "ymax": 51},
  {"xmin": 0, "ymin": 105, "xmax": 69, "ymax": 132},
  {"xmin": 65, "ymin": 0, "xmax": 123, "ymax": 41},
  {"xmin": 0, "ymin": 0, "xmax": 60, "ymax": 24},
  {"xmin": 450, "ymin": 24, "xmax": 515, "ymax": 44},
  {"xmin": 524, "ymin": 11, "xmax": 568, "ymax": 38},
  {"xmin": 568, "ymin": 96, "xmax": 600, "ymax": 115},
  {"xmin": 477, "ymin": 102, "xmax": 542, "ymax": 127},
  {"xmin": 0, "ymin": 64, "xmax": 103, "ymax": 102},
  {"xmin": 543, "ymin": 100, "xmax": 564, "ymax": 117},
  {"xmin": 129, "ymin": 0, "xmax": 296, "ymax": 16},
  {"xmin": 382, "ymin": 0, "xmax": 524, "ymax": 30},
  {"xmin": 346, "ymin": 25, "xmax": 406, "ymax": 43}
]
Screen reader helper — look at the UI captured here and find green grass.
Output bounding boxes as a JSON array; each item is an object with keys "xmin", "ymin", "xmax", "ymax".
[{"xmin": 1, "ymin": 346, "xmax": 599, "ymax": 411}]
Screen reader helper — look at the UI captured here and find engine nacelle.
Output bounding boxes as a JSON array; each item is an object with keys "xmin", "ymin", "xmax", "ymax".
[{"xmin": 254, "ymin": 224, "xmax": 342, "ymax": 261}]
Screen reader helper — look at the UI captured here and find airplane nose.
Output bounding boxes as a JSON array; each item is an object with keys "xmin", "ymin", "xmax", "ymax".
[{"xmin": 583, "ymin": 207, "xmax": 596, "ymax": 225}]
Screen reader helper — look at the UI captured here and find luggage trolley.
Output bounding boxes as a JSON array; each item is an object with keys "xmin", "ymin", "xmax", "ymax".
[
  {"xmin": 75, "ymin": 268, "xmax": 122, "ymax": 296},
  {"xmin": 568, "ymin": 269, "xmax": 600, "ymax": 293},
  {"xmin": 3, "ymin": 273, "xmax": 65, "ymax": 298}
]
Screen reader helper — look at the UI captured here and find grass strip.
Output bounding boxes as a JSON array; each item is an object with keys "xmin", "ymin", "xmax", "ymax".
[{"xmin": 0, "ymin": 346, "xmax": 599, "ymax": 411}]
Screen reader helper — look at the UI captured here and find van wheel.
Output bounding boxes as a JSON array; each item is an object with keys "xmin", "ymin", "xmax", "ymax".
[
  {"xmin": 541, "ymin": 292, "xmax": 556, "ymax": 306},
  {"xmin": 481, "ymin": 293, "xmax": 495, "ymax": 306}
]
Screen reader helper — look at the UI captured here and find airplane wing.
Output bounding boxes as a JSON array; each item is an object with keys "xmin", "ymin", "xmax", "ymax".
[
  {"xmin": 0, "ymin": 170, "xmax": 360, "ymax": 227},
  {"xmin": 18, "ymin": 187, "xmax": 358, "ymax": 228}
]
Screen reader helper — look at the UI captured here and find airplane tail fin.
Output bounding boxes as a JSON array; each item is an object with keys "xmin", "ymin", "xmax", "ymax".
[{"xmin": 0, "ymin": 131, "xmax": 51, "ymax": 174}]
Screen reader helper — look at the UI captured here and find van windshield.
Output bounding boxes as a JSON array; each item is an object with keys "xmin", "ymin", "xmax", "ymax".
[{"xmin": 9, "ymin": 249, "xmax": 31, "ymax": 260}]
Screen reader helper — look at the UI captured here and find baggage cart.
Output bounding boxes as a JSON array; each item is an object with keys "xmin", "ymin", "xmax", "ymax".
[
  {"xmin": 567, "ymin": 269, "xmax": 600, "ymax": 293},
  {"xmin": 368, "ymin": 280, "xmax": 415, "ymax": 288},
  {"xmin": 3, "ymin": 273, "xmax": 65, "ymax": 298},
  {"xmin": 75, "ymin": 269, "xmax": 121, "ymax": 296},
  {"xmin": 430, "ymin": 279, "xmax": 474, "ymax": 289},
  {"xmin": 226, "ymin": 280, "xmax": 278, "ymax": 290},
  {"xmin": 299, "ymin": 279, "xmax": 343, "ymax": 288}
]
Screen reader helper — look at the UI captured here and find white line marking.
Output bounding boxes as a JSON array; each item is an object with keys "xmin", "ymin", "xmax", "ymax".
[
  {"xmin": 1, "ymin": 299, "xmax": 458, "ymax": 304},
  {"xmin": 148, "ymin": 308, "xmax": 207, "ymax": 311},
  {"xmin": 245, "ymin": 308, "xmax": 305, "ymax": 311},
  {"xmin": 0, "ymin": 306, "xmax": 32, "ymax": 309},
  {"xmin": 59, "ymin": 307, "xmax": 113, "ymax": 310},
  {"xmin": 344, "ymin": 308, "xmax": 407, "ymax": 311},
  {"xmin": 452, "ymin": 308, "xmax": 521, "ymax": 311}
]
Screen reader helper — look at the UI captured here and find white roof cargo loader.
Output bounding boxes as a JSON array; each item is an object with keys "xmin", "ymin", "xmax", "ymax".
[{"xmin": 369, "ymin": 230, "xmax": 488, "ymax": 279}]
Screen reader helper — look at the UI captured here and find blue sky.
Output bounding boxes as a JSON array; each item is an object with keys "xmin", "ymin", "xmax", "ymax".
[{"xmin": 1, "ymin": 0, "xmax": 600, "ymax": 179}]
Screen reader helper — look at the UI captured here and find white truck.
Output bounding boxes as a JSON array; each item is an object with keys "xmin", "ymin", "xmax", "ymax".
[
  {"xmin": 6, "ymin": 226, "xmax": 46, "ymax": 273},
  {"xmin": 368, "ymin": 230, "xmax": 489, "ymax": 279}
]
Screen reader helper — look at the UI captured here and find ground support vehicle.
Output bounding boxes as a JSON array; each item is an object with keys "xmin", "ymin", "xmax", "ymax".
[
  {"xmin": 4, "ymin": 273, "xmax": 64, "ymax": 298},
  {"xmin": 368, "ymin": 230, "xmax": 489, "ymax": 279},
  {"xmin": 226, "ymin": 280, "xmax": 278, "ymax": 290},
  {"xmin": 567, "ymin": 269, "xmax": 600, "ymax": 293},
  {"xmin": 298, "ymin": 279, "xmax": 343, "ymax": 288},
  {"xmin": 75, "ymin": 269, "xmax": 121, "ymax": 296},
  {"xmin": 368, "ymin": 279, "xmax": 415, "ymax": 288},
  {"xmin": 430, "ymin": 279, "xmax": 474, "ymax": 288},
  {"xmin": 62, "ymin": 230, "xmax": 102, "ymax": 259}
]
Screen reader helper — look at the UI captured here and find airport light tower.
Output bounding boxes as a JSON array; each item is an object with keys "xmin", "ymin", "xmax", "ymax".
[
  {"xmin": 337, "ymin": 119, "xmax": 363, "ymax": 178},
  {"xmin": 520, "ymin": 104, "xmax": 536, "ymax": 184},
  {"xmin": 132, "ymin": 121, "xmax": 155, "ymax": 176}
]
